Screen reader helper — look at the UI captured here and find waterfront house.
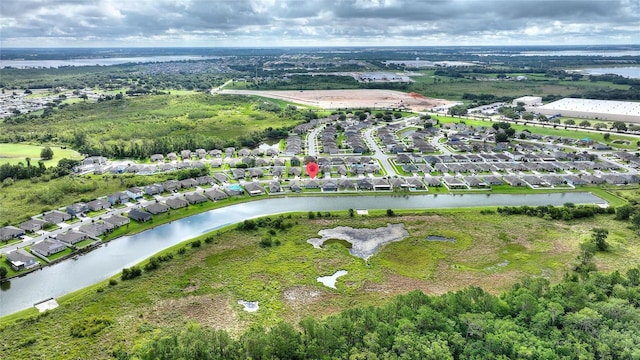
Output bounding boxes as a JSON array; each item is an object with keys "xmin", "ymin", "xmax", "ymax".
[
  {"xmin": 185, "ymin": 193, "xmax": 208, "ymax": 204},
  {"xmin": 102, "ymin": 215, "xmax": 130, "ymax": 228},
  {"xmin": 128, "ymin": 209, "xmax": 152, "ymax": 222},
  {"xmin": 145, "ymin": 202, "xmax": 170, "ymax": 215},
  {"xmin": 6, "ymin": 249, "xmax": 38, "ymax": 270},
  {"xmin": 56, "ymin": 231, "xmax": 88, "ymax": 245},
  {"xmin": 166, "ymin": 197, "xmax": 188, "ymax": 209},
  {"xmin": 31, "ymin": 239, "xmax": 67, "ymax": 257}
]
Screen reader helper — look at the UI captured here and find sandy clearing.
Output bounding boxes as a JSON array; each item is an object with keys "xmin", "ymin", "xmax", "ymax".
[{"xmin": 219, "ymin": 89, "xmax": 453, "ymax": 111}]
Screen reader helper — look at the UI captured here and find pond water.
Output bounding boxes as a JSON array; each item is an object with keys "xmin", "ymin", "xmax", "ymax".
[
  {"xmin": 238, "ymin": 300, "xmax": 259, "ymax": 312},
  {"xmin": 0, "ymin": 192, "xmax": 605, "ymax": 317},
  {"xmin": 0, "ymin": 56, "xmax": 218, "ymax": 69},
  {"xmin": 577, "ymin": 67, "xmax": 640, "ymax": 79},
  {"xmin": 317, "ymin": 270, "xmax": 348, "ymax": 289}
]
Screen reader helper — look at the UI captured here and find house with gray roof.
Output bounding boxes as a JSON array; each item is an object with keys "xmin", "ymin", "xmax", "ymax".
[
  {"xmin": 102, "ymin": 215, "xmax": 130, "ymax": 227},
  {"xmin": 186, "ymin": 192, "xmax": 208, "ymax": 204},
  {"xmin": 288, "ymin": 180, "xmax": 302, "ymax": 192},
  {"xmin": 6, "ymin": 249, "xmax": 38, "ymax": 270},
  {"xmin": 206, "ymin": 189, "xmax": 229, "ymax": 201},
  {"xmin": 145, "ymin": 202, "xmax": 170, "ymax": 214},
  {"xmin": 43, "ymin": 210, "xmax": 71, "ymax": 224},
  {"xmin": 144, "ymin": 184, "xmax": 164, "ymax": 196},
  {"xmin": 79, "ymin": 222, "xmax": 115, "ymax": 237},
  {"xmin": 128, "ymin": 209, "xmax": 152, "ymax": 222},
  {"xmin": 66, "ymin": 202, "xmax": 89, "ymax": 217},
  {"xmin": 126, "ymin": 187, "xmax": 143, "ymax": 200},
  {"xmin": 32, "ymin": 239, "xmax": 67, "ymax": 257},
  {"xmin": 243, "ymin": 182, "xmax": 265, "ymax": 196},
  {"xmin": 107, "ymin": 191, "xmax": 129, "ymax": 205},
  {"xmin": 231, "ymin": 168, "xmax": 246, "ymax": 180},
  {"xmin": 19, "ymin": 219, "xmax": 49, "ymax": 232},
  {"xmin": 57, "ymin": 231, "xmax": 88, "ymax": 245},
  {"xmin": 87, "ymin": 199, "xmax": 110, "ymax": 212},
  {"xmin": 268, "ymin": 181, "xmax": 282, "ymax": 193},
  {"xmin": 180, "ymin": 178, "xmax": 198, "ymax": 189},
  {"xmin": 166, "ymin": 197, "xmax": 188, "ymax": 209},
  {"xmin": 0, "ymin": 226, "xmax": 25, "ymax": 241}
]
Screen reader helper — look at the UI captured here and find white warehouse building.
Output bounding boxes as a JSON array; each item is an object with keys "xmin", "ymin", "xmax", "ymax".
[
  {"xmin": 531, "ymin": 98, "xmax": 640, "ymax": 123},
  {"xmin": 513, "ymin": 96, "xmax": 543, "ymax": 106}
]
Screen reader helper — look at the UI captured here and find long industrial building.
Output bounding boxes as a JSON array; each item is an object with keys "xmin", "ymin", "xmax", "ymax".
[{"xmin": 532, "ymin": 98, "xmax": 640, "ymax": 122}]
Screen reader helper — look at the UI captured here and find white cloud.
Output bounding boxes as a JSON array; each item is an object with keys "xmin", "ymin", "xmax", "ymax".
[{"xmin": 0, "ymin": 0, "xmax": 637, "ymax": 47}]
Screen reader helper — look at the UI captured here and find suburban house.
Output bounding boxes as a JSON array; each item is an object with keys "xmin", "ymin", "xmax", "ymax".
[
  {"xmin": 185, "ymin": 193, "xmax": 208, "ymax": 204},
  {"xmin": 79, "ymin": 222, "xmax": 115, "ymax": 237},
  {"xmin": 0, "ymin": 226, "xmax": 25, "ymax": 241},
  {"xmin": 56, "ymin": 231, "xmax": 88, "ymax": 245},
  {"xmin": 145, "ymin": 202, "xmax": 170, "ymax": 214},
  {"xmin": 19, "ymin": 219, "xmax": 49, "ymax": 232},
  {"xmin": 243, "ymin": 182, "xmax": 265, "ymax": 196},
  {"xmin": 268, "ymin": 181, "xmax": 282, "ymax": 193},
  {"xmin": 166, "ymin": 197, "xmax": 188, "ymax": 209},
  {"xmin": 107, "ymin": 191, "xmax": 129, "ymax": 205},
  {"xmin": 66, "ymin": 202, "xmax": 89, "ymax": 217},
  {"xmin": 144, "ymin": 184, "xmax": 164, "ymax": 195},
  {"xmin": 205, "ymin": 189, "xmax": 228, "ymax": 201},
  {"xmin": 162, "ymin": 180, "xmax": 181, "ymax": 192},
  {"xmin": 31, "ymin": 239, "xmax": 67, "ymax": 257},
  {"xmin": 102, "ymin": 214, "xmax": 130, "ymax": 227},
  {"xmin": 126, "ymin": 187, "xmax": 144, "ymax": 200},
  {"xmin": 129, "ymin": 209, "xmax": 152, "ymax": 222},
  {"xmin": 180, "ymin": 178, "xmax": 198, "ymax": 189},
  {"xmin": 86, "ymin": 199, "xmax": 110, "ymax": 212},
  {"xmin": 6, "ymin": 249, "xmax": 38, "ymax": 270},
  {"xmin": 43, "ymin": 210, "xmax": 71, "ymax": 224},
  {"xmin": 196, "ymin": 175, "xmax": 214, "ymax": 186}
]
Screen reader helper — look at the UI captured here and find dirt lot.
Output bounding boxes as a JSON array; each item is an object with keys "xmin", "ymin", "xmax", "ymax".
[{"xmin": 219, "ymin": 89, "xmax": 453, "ymax": 111}]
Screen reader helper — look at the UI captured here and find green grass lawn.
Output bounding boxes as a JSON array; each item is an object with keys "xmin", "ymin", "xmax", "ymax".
[
  {"xmin": 46, "ymin": 248, "xmax": 74, "ymax": 262},
  {"xmin": 73, "ymin": 239, "xmax": 96, "ymax": 249},
  {"xmin": 0, "ymin": 144, "xmax": 82, "ymax": 167}
]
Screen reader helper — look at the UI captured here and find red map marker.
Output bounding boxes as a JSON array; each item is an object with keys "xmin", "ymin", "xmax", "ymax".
[{"xmin": 306, "ymin": 162, "xmax": 319, "ymax": 179}]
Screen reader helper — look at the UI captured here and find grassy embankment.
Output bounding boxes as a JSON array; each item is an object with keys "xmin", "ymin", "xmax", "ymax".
[{"xmin": 1, "ymin": 206, "xmax": 639, "ymax": 359}]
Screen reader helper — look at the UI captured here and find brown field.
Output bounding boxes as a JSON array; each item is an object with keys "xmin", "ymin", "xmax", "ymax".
[{"xmin": 219, "ymin": 89, "xmax": 454, "ymax": 111}]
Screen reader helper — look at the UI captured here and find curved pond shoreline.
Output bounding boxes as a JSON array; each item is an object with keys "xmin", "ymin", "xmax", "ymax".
[{"xmin": 0, "ymin": 192, "xmax": 605, "ymax": 317}]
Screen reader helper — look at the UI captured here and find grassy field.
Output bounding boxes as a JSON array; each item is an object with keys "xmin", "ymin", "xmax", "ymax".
[
  {"xmin": 0, "ymin": 93, "xmax": 305, "ymax": 150},
  {"xmin": 407, "ymin": 70, "xmax": 631, "ymax": 101},
  {"xmin": 1, "ymin": 208, "xmax": 638, "ymax": 359},
  {"xmin": 0, "ymin": 144, "xmax": 82, "ymax": 166}
]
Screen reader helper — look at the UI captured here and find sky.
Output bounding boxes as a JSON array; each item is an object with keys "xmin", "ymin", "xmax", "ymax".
[{"xmin": 1, "ymin": 0, "xmax": 639, "ymax": 48}]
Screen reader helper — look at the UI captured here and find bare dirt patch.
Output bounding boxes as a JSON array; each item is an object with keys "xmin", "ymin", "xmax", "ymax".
[
  {"xmin": 219, "ymin": 89, "xmax": 453, "ymax": 111},
  {"xmin": 147, "ymin": 294, "xmax": 246, "ymax": 334}
]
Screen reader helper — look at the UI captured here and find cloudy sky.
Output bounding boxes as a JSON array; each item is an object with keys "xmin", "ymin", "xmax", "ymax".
[{"xmin": 1, "ymin": 0, "xmax": 638, "ymax": 47}]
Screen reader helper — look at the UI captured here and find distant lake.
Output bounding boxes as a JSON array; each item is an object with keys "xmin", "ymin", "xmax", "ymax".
[
  {"xmin": 578, "ymin": 67, "xmax": 640, "ymax": 79},
  {"xmin": 0, "ymin": 55, "xmax": 218, "ymax": 69}
]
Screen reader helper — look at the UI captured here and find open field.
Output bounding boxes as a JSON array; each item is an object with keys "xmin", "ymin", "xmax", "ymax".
[
  {"xmin": 1, "ymin": 209, "xmax": 638, "ymax": 359},
  {"xmin": 220, "ymin": 89, "xmax": 454, "ymax": 111},
  {"xmin": 0, "ymin": 144, "xmax": 82, "ymax": 166},
  {"xmin": 0, "ymin": 93, "xmax": 305, "ymax": 152}
]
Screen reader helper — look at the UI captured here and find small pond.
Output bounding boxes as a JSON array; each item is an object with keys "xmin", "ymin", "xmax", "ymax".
[{"xmin": 317, "ymin": 270, "xmax": 348, "ymax": 289}]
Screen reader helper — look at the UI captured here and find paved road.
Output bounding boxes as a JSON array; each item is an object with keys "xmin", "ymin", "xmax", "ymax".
[{"xmin": 307, "ymin": 125, "xmax": 323, "ymax": 157}]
